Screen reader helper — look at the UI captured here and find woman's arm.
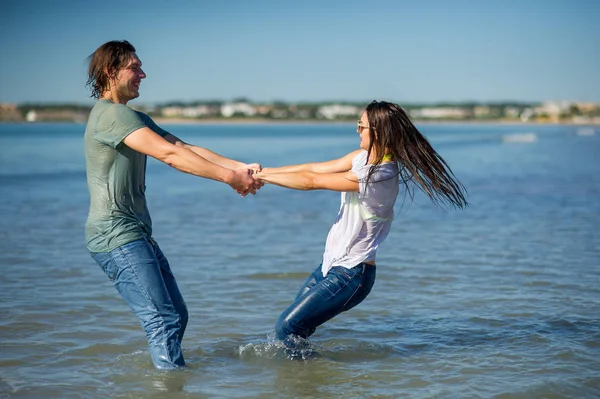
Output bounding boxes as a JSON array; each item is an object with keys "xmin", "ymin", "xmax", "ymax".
[
  {"xmin": 254, "ymin": 170, "xmax": 359, "ymax": 192},
  {"xmin": 263, "ymin": 149, "xmax": 362, "ymax": 174}
]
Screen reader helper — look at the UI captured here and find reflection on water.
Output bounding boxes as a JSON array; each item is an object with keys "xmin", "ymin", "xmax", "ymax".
[{"xmin": 0, "ymin": 123, "xmax": 599, "ymax": 398}]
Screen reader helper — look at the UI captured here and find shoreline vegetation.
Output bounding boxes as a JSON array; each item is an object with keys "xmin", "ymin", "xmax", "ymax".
[
  {"xmin": 0, "ymin": 115, "xmax": 598, "ymax": 127},
  {"xmin": 152, "ymin": 117, "xmax": 600, "ymax": 126},
  {"xmin": 0, "ymin": 117, "xmax": 599, "ymax": 127},
  {"xmin": 1, "ymin": 100, "xmax": 599, "ymax": 126}
]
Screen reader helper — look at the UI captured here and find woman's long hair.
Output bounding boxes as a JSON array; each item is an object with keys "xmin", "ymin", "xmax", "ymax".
[
  {"xmin": 85, "ymin": 40, "xmax": 136, "ymax": 99},
  {"xmin": 365, "ymin": 100, "xmax": 468, "ymax": 209}
]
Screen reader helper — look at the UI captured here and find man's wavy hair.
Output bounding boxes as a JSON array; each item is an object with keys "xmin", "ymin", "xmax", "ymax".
[{"xmin": 85, "ymin": 40, "xmax": 136, "ymax": 99}]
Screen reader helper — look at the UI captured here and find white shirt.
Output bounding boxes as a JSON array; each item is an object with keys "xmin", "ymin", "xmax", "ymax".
[{"xmin": 321, "ymin": 150, "xmax": 399, "ymax": 276}]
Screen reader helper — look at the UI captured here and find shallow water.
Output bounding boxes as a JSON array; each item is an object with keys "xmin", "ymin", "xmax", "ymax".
[{"xmin": 0, "ymin": 122, "xmax": 599, "ymax": 398}]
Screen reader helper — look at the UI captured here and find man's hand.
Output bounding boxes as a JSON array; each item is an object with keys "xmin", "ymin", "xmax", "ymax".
[
  {"xmin": 232, "ymin": 163, "xmax": 264, "ymax": 197},
  {"xmin": 229, "ymin": 168, "xmax": 256, "ymax": 195}
]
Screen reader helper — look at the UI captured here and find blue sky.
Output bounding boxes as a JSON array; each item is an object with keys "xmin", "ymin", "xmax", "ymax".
[{"xmin": 1, "ymin": 0, "xmax": 598, "ymax": 105}]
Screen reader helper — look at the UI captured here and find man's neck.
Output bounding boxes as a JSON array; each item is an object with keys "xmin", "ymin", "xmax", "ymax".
[{"xmin": 100, "ymin": 91, "xmax": 128, "ymax": 105}]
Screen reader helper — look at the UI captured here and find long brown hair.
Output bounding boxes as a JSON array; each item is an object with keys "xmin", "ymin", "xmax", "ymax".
[
  {"xmin": 85, "ymin": 40, "xmax": 136, "ymax": 99},
  {"xmin": 365, "ymin": 100, "xmax": 468, "ymax": 209}
]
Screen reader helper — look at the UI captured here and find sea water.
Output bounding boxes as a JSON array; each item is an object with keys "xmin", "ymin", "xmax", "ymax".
[{"xmin": 0, "ymin": 122, "xmax": 598, "ymax": 398}]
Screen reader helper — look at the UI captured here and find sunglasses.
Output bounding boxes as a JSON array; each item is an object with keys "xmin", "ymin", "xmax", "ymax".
[{"xmin": 357, "ymin": 120, "xmax": 371, "ymax": 131}]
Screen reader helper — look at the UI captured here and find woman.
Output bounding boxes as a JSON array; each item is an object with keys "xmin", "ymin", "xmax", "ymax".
[{"xmin": 254, "ymin": 100, "xmax": 467, "ymax": 346}]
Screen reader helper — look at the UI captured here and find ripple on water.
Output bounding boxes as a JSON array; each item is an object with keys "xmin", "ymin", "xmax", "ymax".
[{"xmin": 246, "ymin": 271, "xmax": 310, "ymax": 280}]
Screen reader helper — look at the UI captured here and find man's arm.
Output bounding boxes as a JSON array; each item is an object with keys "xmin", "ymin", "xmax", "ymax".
[
  {"xmin": 254, "ymin": 170, "xmax": 359, "ymax": 192},
  {"xmin": 163, "ymin": 133, "xmax": 255, "ymax": 171},
  {"xmin": 123, "ymin": 127, "xmax": 255, "ymax": 192}
]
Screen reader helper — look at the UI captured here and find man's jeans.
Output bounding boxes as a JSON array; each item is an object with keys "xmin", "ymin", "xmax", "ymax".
[
  {"xmin": 275, "ymin": 263, "xmax": 376, "ymax": 343},
  {"xmin": 91, "ymin": 236, "xmax": 188, "ymax": 370}
]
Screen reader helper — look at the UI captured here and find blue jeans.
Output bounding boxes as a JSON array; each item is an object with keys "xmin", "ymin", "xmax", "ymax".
[
  {"xmin": 275, "ymin": 263, "xmax": 376, "ymax": 343},
  {"xmin": 91, "ymin": 236, "xmax": 188, "ymax": 370}
]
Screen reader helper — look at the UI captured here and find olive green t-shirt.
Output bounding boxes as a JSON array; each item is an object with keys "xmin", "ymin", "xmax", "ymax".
[{"xmin": 84, "ymin": 99, "xmax": 169, "ymax": 252}]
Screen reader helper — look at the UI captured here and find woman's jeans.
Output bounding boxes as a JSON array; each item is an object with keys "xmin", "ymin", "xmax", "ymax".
[
  {"xmin": 91, "ymin": 236, "xmax": 188, "ymax": 370},
  {"xmin": 275, "ymin": 263, "xmax": 376, "ymax": 343}
]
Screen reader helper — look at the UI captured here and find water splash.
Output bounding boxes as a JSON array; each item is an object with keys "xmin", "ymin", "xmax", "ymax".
[{"xmin": 239, "ymin": 333, "xmax": 322, "ymax": 361}]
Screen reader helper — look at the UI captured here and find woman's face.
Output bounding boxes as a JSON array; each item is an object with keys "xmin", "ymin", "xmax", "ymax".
[{"xmin": 357, "ymin": 112, "xmax": 372, "ymax": 151}]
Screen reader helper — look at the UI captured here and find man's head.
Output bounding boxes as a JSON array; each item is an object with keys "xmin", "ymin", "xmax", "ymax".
[{"xmin": 86, "ymin": 40, "xmax": 145, "ymax": 102}]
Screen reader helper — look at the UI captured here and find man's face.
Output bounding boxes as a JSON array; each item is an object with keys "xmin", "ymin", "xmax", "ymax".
[{"xmin": 112, "ymin": 53, "xmax": 146, "ymax": 103}]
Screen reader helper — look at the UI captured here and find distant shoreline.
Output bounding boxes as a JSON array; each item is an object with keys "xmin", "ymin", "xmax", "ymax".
[
  {"xmin": 1, "ymin": 118, "xmax": 599, "ymax": 127},
  {"xmin": 153, "ymin": 118, "xmax": 600, "ymax": 127}
]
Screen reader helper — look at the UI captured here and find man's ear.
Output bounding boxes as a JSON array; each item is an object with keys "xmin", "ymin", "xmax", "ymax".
[{"xmin": 104, "ymin": 68, "xmax": 116, "ymax": 82}]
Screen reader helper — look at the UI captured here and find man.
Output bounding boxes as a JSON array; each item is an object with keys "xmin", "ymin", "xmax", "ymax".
[{"xmin": 84, "ymin": 40, "xmax": 260, "ymax": 369}]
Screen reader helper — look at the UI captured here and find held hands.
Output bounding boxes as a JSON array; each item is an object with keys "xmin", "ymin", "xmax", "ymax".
[
  {"xmin": 252, "ymin": 170, "xmax": 264, "ymax": 182},
  {"xmin": 230, "ymin": 163, "xmax": 264, "ymax": 197}
]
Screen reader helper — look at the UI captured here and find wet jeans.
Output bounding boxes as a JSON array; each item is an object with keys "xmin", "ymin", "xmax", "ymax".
[
  {"xmin": 275, "ymin": 263, "xmax": 376, "ymax": 343},
  {"xmin": 91, "ymin": 236, "xmax": 188, "ymax": 370}
]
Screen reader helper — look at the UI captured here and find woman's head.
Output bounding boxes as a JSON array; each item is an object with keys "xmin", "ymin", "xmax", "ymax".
[
  {"xmin": 361, "ymin": 100, "xmax": 468, "ymax": 209},
  {"xmin": 86, "ymin": 40, "xmax": 137, "ymax": 99},
  {"xmin": 361, "ymin": 101, "xmax": 412, "ymax": 158}
]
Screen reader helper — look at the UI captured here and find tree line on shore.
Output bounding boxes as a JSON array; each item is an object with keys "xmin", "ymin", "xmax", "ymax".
[{"xmin": 1, "ymin": 99, "xmax": 599, "ymax": 123}]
